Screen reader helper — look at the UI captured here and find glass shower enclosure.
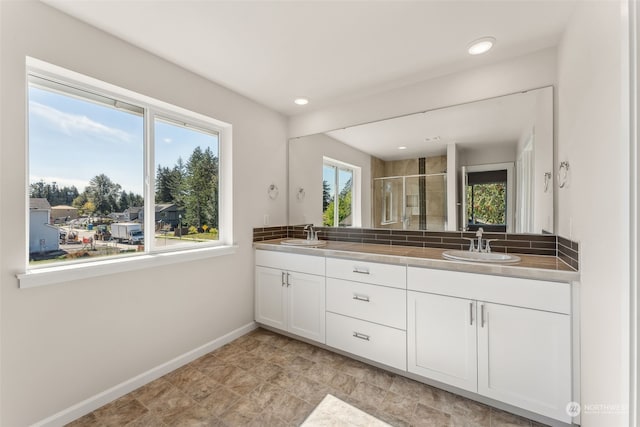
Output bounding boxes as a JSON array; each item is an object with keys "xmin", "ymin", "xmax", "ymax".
[{"xmin": 373, "ymin": 173, "xmax": 447, "ymax": 231}]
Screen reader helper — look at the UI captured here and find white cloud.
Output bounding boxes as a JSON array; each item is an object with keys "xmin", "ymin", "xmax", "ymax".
[
  {"xmin": 29, "ymin": 101, "xmax": 132, "ymax": 143},
  {"xmin": 163, "ymin": 137, "xmax": 172, "ymax": 144}
]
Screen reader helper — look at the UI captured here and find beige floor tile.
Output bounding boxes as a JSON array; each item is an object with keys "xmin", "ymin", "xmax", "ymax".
[
  {"xmin": 413, "ymin": 403, "xmax": 452, "ymax": 427},
  {"xmin": 304, "ymin": 363, "xmax": 338, "ymax": 386},
  {"xmin": 218, "ymin": 397, "xmax": 263, "ymax": 426},
  {"xmin": 181, "ymin": 375, "xmax": 219, "ymax": 402},
  {"xmin": 268, "ymin": 392, "xmax": 314, "ymax": 425},
  {"xmin": 248, "ymin": 359, "xmax": 285, "ymax": 381},
  {"xmin": 328, "ymin": 371, "xmax": 358, "ymax": 395},
  {"xmin": 198, "ymin": 386, "xmax": 241, "ymax": 417},
  {"xmin": 490, "ymin": 408, "xmax": 533, "ymax": 427},
  {"xmin": 66, "ymin": 328, "xmax": 546, "ymax": 427},
  {"xmin": 381, "ymin": 391, "xmax": 418, "ymax": 424},
  {"xmin": 349, "ymin": 381, "xmax": 387, "ymax": 407},
  {"xmin": 164, "ymin": 365, "xmax": 208, "ymax": 391},
  {"xmin": 65, "ymin": 412, "xmax": 101, "ymax": 426},
  {"xmin": 129, "ymin": 378, "xmax": 175, "ymax": 407},
  {"xmin": 362, "ymin": 365, "xmax": 396, "ymax": 390},
  {"xmin": 451, "ymin": 397, "xmax": 491, "ymax": 427}
]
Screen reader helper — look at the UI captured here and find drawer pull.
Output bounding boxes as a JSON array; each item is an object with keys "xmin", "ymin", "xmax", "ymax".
[
  {"xmin": 352, "ymin": 294, "xmax": 370, "ymax": 302},
  {"xmin": 353, "ymin": 332, "xmax": 370, "ymax": 341},
  {"xmin": 281, "ymin": 272, "xmax": 286, "ymax": 286},
  {"xmin": 352, "ymin": 267, "xmax": 370, "ymax": 275}
]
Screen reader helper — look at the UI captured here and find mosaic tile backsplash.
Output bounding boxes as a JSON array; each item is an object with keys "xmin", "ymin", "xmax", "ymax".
[{"xmin": 253, "ymin": 225, "xmax": 579, "ymax": 270}]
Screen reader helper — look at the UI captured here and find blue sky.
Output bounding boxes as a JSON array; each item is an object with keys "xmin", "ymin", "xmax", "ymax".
[{"xmin": 29, "ymin": 86, "xmax": 219, "ymax": 196}]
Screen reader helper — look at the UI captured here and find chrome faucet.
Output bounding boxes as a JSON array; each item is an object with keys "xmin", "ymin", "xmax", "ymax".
[
  {"xmin": 304, "ymin": 224, "xmax": 317, "ymax": 241},
  {"xmin": 464, "ymin": 227, "xmax": 497, "ymax": 253},
  {"xmin": 475, "ymin": 227, "xmax": 484, "ymax": 252}
]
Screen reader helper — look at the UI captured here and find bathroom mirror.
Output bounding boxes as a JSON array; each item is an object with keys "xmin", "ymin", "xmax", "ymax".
[{"xmin": 289, "ymin": 86, "xmax": 554, "ymax": 234}]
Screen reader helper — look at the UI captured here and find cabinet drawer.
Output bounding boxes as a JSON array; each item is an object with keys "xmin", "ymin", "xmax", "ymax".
[
  {"xmin": 326, "ymin": 258, "xmax": 406, "ymax": 289},
  {"xmin": 407, "ymin": 267, "xmax": 570, "ymax": 314},
  {"xmin": 326, "ymin": 312, "xmax": 406, "ymax": 370},
  {"xmin": 326, "ymin": 278, "xmax": 406, "ymax": 330},
  {"xmin": 255, "ymin": 250, "xmax": 325, "ymax": 276}
]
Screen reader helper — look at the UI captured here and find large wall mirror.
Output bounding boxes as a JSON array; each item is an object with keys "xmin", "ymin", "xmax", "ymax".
[{"xmin": 289, "ymin": 86, "xmax": 554, "ymax": 234}]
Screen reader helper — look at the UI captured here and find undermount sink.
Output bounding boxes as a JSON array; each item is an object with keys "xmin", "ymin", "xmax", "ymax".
[
  {"xmin": 442, "ymin": 250, "xmax": 521, "ymax": 264},
  {"xmin": 280, "ymin": 239, "xmax": 327, "ymax": 247}
]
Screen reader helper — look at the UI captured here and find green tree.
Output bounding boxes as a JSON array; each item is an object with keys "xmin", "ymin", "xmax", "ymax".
[
  {"xmin": 466, "ymin": 183, "xmax": 506, "ymax": 225},
  {"xmin": 184, "ymin": 147, "xmax": 218, "ymax": 228},
  {"xmin": 322, "ymin": 180, "xmax": 331, "ymax": 212},
  {"xmin": 323, "ymin": 178, "xmax": 352, "ymax": 226},
  {"xmin": 86, "ymin": 174, "xmax": 122, "ymax": 214}
]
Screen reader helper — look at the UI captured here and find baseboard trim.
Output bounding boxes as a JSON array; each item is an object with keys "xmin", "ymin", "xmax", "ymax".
[{"xmin": 32, "ymin": 321, "xmax": 257, "ymax": 427}]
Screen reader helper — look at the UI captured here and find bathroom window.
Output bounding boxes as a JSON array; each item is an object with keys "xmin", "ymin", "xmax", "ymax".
[
  {"xmin": 26, "ymin": 63, "xmax": 231, "ymax": 271},
  {"xmin": 322, "ymin": 157, "xmax": 360, "ymax": 227}
]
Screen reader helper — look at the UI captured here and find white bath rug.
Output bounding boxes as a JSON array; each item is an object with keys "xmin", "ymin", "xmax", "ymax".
[{"xmin": 301, "ymin": 394, "xmax": 392, "ymax": 426}]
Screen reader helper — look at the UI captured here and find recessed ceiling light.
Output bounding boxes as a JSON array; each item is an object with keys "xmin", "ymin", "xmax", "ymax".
[
  {"xmin": 294, "ymin": 98, "xmax": 309, "ymax": 105},
  {"xmin": 467, "ymin": 37, "xmax": 495, "ymax": 55},
  {"xmin": 398, "ymin": 146, "xmax": 407, "ymax": 150}
]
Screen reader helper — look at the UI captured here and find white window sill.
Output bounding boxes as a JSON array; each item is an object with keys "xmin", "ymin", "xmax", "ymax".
[{"xmin": 17, "ymin": 245, "xmax": 237, "ymax": 289}]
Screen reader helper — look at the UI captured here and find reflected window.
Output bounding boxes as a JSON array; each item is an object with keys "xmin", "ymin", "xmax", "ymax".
[
  {"xmin": 466, "ymin": 169, "xmax": 507, "ymax": 232},
  {"xmin": 323, "ymin": 158, "xmax": 356, "ymax": 227}
]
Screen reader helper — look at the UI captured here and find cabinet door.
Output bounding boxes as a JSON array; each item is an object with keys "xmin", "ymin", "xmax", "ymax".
[
  {"xmin": 255, "ymin": 266, "xmax": 287, "ymax": 331},
  {"xmin": 478, "ymin": 302, "xmax": 571, "ymax": 423},
  {"xmin": 407, "ymin": 291, "xmax": 478, "ymax": 392},
  {"xmin": 287, "ymin": 271, "xmax": 326, "ymax": 344}
]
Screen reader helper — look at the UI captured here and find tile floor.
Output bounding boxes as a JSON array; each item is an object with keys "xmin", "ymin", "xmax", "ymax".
[{"xmin": 67, "ymin": 328, "xmax": 549, "ymax": 427}]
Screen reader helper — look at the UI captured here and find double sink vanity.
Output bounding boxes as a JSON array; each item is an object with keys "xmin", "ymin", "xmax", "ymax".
[{"xmin": 253, "ymin": 235, "xmax": 579, "ymax": 426}]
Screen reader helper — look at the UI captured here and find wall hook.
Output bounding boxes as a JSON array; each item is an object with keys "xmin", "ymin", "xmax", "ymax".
[
  {"xmin": 558, "ymin": 161, "xmax": 570, "ymax": 188},
  {"xmin": 267, "ymin": 184, "xmax": 279, "ymax": 200},
  {"xmin": 296, "ymin": 187, "xmax": 305, "ymax": 201},
  {"xmin": 544, "ymin": 172, "xmax": 552, "ymax": 193}
]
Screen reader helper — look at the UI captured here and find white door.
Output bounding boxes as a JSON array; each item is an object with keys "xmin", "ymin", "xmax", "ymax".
[
  {"xmin": 287, "ymin": 271, "xmax": 326, "ymax": 343},
  {"xmin": 407, "ymin": 291, "xmax": 478, "ymax": 392},
  {"xmin": 477, "ymin": 302, "xmax": 572, "ymax": 423},
  {"xmin": 255, "ymin": 266, "xmax": 287, "ymax": 331}
]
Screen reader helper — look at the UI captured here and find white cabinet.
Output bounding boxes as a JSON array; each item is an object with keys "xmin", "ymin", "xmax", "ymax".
[
  {"xmin": 407, "ymin": 267, "xmax": 572, "ymax": 423},
  {"xmin": 325, "ymin": 257, "xmax": 407, "ymax": 370},
  {"xmin": 326, "ymin": 312, "xmax": 406, "ymax": 370},
  {"xmin": 407, "ymin": 291, "xmax": 477, "ymax": 392},
  {"xmin": 255, "ymin": 250, "xmax": 325, "ymax": 344},
  {"xmin": 478, "ymin": 302, "xmax": 571, "ymax": 422}
]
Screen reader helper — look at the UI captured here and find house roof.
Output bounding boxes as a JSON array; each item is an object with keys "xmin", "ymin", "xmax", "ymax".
[
  {"xmin": 51, "ymin": 205, "xmax": 77, "ymax": 210},
  {"xmin": 125, "ymin": 206, "xmax": 143, "ymax": 214},
  {"xmin": 30, "ymin": 198, "xmax": 51, "ymax": 210},
  {"xmin": 156, "ymin": 203, "xmax": 177, "ymax": 213}
]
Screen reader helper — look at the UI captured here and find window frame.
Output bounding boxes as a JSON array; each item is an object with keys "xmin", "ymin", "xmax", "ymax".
[
  {"xmin": 19, "ymin": 57, "xmax": 234, "ymax": 288},
  {"xmin": 322, "ymin": 156, "xmax": 361, "ymax": 227}
]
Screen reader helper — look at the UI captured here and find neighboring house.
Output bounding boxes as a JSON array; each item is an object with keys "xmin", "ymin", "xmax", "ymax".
[
  {"xmin": 108, "ymin": 212, "xmax": 127, "ymax": 222},
  {"xmin": 155, "ymin": 203, "xmax": 183, "ymax": 228},
  {"xmin": 137, "ymin": 204, "xmax": 184, "ymax": 228},
  {"xmin": 51, "ymin": 205, "xmax": 78, "ymax": 223},
  {"xmin": 29, "ymin": 198, "xmax": 59, "ymax": 254},
  {"xmin": 124, "ymin": 206, "xmax": 143, "ymax": 222}
]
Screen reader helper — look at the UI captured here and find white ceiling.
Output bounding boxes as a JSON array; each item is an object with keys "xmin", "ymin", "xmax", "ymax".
[
  {"xmin": 325, "ymin": 89, "xmax": 539, "ymax": 161},
  {"xmin": 43, "ymin": 0, "xmax": 578, "ymax": 116}
]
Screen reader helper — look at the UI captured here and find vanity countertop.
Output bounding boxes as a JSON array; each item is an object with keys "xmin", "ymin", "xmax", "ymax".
[{"xmin": 254, "ymin": 238, "xmax": 580, "ymax": 283}]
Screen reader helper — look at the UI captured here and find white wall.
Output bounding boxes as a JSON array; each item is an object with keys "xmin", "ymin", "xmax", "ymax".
[
  {"xmin": 289, "ymin": 133, "xmax": 372, "ymax": 227},
  {"xmin": 289, "ymin": 48, "xmax": 557, "ymax": 138},
  {"xmin": 557, "ymin": 2, "xmax": 630, "ymax": 426},
  {"xmin": 0, "ymin": 2, "xmax": 288, "ymax": 426}
]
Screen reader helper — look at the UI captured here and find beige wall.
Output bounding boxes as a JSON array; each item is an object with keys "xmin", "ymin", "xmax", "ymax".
[
  {"xmin": 557, "ymin": 1, "xmax": 630, "ymax": 425},
  {"xmin": 0, "ymin": 2, "xmax": 288, "ymax": 425}
]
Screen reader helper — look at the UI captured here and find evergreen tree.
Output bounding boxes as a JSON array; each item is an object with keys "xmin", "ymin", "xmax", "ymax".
[{"xmin": 184, "ymin": 147, "xmax": 218, "ymax": 228}]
